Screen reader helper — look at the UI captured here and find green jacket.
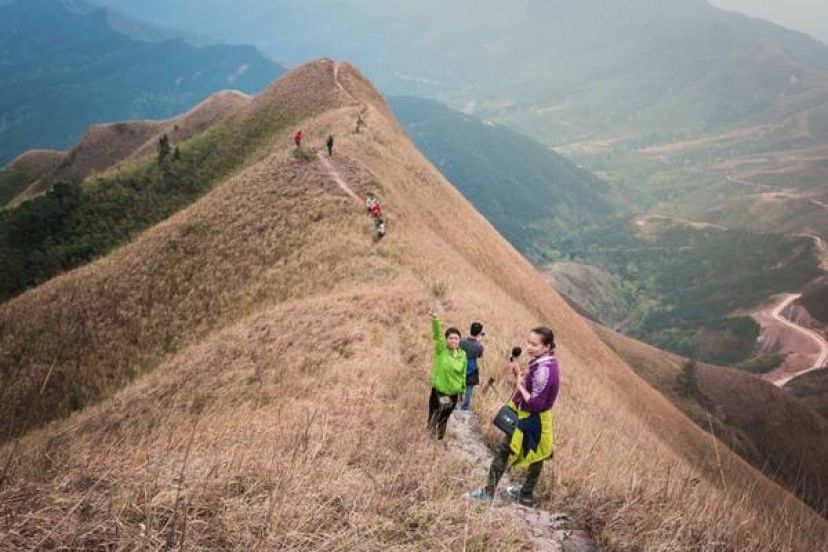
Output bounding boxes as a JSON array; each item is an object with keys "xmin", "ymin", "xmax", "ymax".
[{"xmin": 430, "ymin": 317, "xmax": 467, "ymax": 395}]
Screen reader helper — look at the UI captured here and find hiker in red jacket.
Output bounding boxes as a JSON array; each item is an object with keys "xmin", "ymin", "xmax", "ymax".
[
  {"xmin": 293, "ymin": 130, "xmax": 303, "ymax": 148},
  {"xmin": 369, "ymin": 202, "xmax": 383, "ymax": 219}
]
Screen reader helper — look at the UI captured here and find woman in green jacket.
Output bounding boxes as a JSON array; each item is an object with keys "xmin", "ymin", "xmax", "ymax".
[{"xmin": 427, "ymin": 309, "xmax": 467, "ymax": 440}]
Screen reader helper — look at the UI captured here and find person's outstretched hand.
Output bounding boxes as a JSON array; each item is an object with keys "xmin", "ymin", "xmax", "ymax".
[{"xmin": 428, "ymin": 302, "xmax": 442, "ymax": 318}]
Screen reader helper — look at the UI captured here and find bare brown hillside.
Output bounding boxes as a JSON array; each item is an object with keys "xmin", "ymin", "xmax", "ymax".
[
  {"xmin": 126, "ymin": 90, "xmax": 252, "ymax": 161},
  {"xmin": 594, "ymin": 322, "xmax": 828, "ymax": 516},
  {"xmin": 0, "ymin": 149, "xmax": 65, "ymax": 207},
  {"xmin": 7, "ymin": 90, "xmax": 250, "ymax": 207},
  {"xmin": 5, "ymin": 149, "xmax": 65, "ymax": 173},
  {"xmin": 9, "ymin": 120, "xmax": 159, "ymax": 206},
  {"xmin": 1, "ymin": 60, "xmax": 826, "ymax": 550}
]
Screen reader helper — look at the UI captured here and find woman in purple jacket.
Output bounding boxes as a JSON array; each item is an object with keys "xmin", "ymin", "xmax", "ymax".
[{"xmin": 470, "ymin": 326, "xmax": 559, "ymax": 506}]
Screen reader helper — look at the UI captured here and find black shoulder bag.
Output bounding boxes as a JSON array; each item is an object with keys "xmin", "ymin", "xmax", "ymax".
[{"xmin": 492, "ymin": 403, "xmax": 519, "ymax": 437}]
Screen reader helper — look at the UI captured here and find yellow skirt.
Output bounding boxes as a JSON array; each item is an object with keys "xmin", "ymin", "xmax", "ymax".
[{"xmin": 507, "ymin": 401, "xmax": 554, "ymax": 468}]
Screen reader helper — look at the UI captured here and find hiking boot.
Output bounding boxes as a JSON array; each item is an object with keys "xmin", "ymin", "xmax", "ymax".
[
  {"xmin": 518, "ymin": 495, "xmax": 535, "ymax": 507},
  {"xmin": 505, "ymin": 485, "xmax": 535, "ymax": 507},
  {"xmin": 467, "ymin": 488, "xmax": 493, "ymax": 503}
]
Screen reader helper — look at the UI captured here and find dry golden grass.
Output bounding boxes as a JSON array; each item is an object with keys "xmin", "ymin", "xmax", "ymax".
[
  {"xmin": 1, "ymin": 60, "xmax": 826, "ymax": 550},
  {"xmin": 593, "ymin": 323, "xmax": 828, "ymax": 515}
]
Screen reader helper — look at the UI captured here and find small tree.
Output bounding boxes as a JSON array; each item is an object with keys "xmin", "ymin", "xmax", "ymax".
[
  {"xmin": 173, "ymin": 146, "xmax": 181, "ymax": 161},
  {"xmin": 157, "ymin": 134, "xmax": 171, "ymax": 165},
  {"xmin": 676, "ymin": 359, "xmax": 698, "ymax": 397}
]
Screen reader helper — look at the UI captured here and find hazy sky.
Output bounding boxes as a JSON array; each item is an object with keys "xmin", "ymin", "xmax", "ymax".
[{"xmin": 709, "ymin": 0, "xmax": 828, "ymax": 41}]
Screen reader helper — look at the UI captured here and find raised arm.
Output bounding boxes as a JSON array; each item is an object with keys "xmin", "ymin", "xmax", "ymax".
[{"xmin": 431, "ymin": 314, "xmax": 446, "ymax": 354}]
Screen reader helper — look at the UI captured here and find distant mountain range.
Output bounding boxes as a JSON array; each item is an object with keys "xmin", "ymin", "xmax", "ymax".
[
  {"xmin": 0, "ymin": 0, "xmax": 285, "ymax": 164},
  {"xmin": 91, "ymin": 0, "xmax": 828, "ymax": 145},
  {"xmin": 8, "ymin": 0, "xmax": 825, "ymax": 372}
]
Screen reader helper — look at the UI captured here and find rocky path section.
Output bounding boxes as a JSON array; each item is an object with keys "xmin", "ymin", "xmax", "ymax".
[{"xmin": 448, "ymin": 411, "xmax": 599, "ymax": 552}]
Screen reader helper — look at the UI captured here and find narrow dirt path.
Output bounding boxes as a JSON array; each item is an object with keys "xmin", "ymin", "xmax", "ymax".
[
  {"xmin": 805, "ymin": 233, "xmax": 828, "ymax": 271},
  {"xmin": 765, "ymin": 294, "xmax": 828, "ymax": 386},
  {"xmin": 333, "ymin": 61, "xmax": 348, "ymax": 95},
  {"xmin": 448, "ymin": 411, "xmax": 598, "ymax": 552},
  {"xmin": 315, "ymin": 60, "xmax": 370, "ymax": 205},
  {"xmin": 317, "ymin": 152, "xmax": 361, "ymax": 204},
  {"xmin": 726, "ymin": 174, "xmax": 773, "ymax": 190}
]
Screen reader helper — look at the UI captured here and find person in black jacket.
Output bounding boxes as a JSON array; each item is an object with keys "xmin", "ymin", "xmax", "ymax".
[{"xmin": 458, "ymin": 322, "xmax": 484, "ymax": 410}]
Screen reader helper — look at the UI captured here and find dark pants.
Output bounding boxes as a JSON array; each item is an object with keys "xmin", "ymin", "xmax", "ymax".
[
  {"xmin": 427, "ymin": 388, "xmax": 459, "ymax": 439},
  {"xmin": 461, "ymin": 384, "xmax": 475, "ymax": 410},
  {"xmin": 485, "ymin": 435, "xmax": 544, "ymax": 498}
]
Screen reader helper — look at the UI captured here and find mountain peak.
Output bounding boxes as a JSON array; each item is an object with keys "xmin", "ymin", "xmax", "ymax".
[{"xmin": 250, "ymin": 58, "xmax": 393, "ymax": 123}]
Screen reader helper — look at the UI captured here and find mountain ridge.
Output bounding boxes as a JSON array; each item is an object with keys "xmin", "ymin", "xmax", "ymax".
[
  {"xmin": 1, "ymin": 59, "xmax": 826, "ymax": 549},
  {"xmin": 5, "ymin": 89, "xmax": 252, "ymax": 207}
]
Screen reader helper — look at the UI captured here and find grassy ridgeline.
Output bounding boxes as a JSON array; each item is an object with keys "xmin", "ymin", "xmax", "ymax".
[{"xmin": 0, "ymin": 107, "xmax": 293, "ymax": 303}]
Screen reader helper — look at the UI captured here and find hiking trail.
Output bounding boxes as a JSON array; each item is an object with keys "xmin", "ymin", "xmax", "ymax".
[
  {"xmin": 314, "ymin": 60, "xmax": 372, "ymax": 205},
  {"xmin": 333, "ymin": 61, "xmax": 348, "ymax": 95},
  {"xmin": 448, "ymin": 410, "xmax": 598, "ymax": 552},
  {"xmin": 317, "ymin": 152, "xmax": 361, "ymax": 204}
]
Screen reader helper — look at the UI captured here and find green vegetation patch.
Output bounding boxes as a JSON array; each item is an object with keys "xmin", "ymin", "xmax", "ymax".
[
  {"xmin": 0, "ymin": 165, "xmax": 38, "ymax": 207},
  {"xmin": 566, "ymin": 224, "xmax": 822, "ymax": 365},
  {"xmin": 735, "ymin": 353, "xmax": 786, "ymax": 375},
  {"xmin": 0, "ymin": 107, "xmax": 293, "ymax": 302}
]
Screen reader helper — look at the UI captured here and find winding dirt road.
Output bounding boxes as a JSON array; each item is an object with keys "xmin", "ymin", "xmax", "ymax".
[
  {"xmin": 723, "ymin": 172, "xmax": 828, "ymax": 385},
  {"xmin": 764, "ymin": 294, "xmax": 828, "ymax": 386}
]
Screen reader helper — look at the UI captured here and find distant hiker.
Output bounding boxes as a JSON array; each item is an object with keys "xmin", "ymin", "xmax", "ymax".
[
  {"xmin": 459, "ymin": 322, "xmax": 485, "ymax": 410},
  {"xmin": 326, "ymin": 134, "xmax": 334, "ymax": 156},
  {"xmin": 293, "ymin": 130, "xmax": 303, "ymax": 148},
  {"xmin": 366, "ymin": 194, "xmax": 378, "ymax": 213},
  {"xmin": 355, "ymin": 114, "xmax": 366, "ymax": 133},
  {"xmin": 375, "ymin": 216, "xmax": 387, "ymax": 240},
  {"xmin": 470, "ymin": 327, "xmax": 559, "ymax": 506},
  {"xmin": 369, "ymin": 201, "xmax": 383, "ymax": 219},
  {"xmin": 427, "ymin": 309, "xmax": 467, "ymax": 440}
]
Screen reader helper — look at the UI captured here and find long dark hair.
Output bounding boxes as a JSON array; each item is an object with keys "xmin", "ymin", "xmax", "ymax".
[
  {"xmin": 530, "ymin": 326, "xmax": 555, "ymax": 354},
  {"xmin": 509, "ymin": 346, "xmax": 522, "ymax": 361}
]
